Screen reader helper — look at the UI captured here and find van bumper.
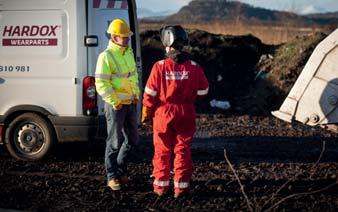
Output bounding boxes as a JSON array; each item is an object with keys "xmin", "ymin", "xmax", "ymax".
[{"xmin": 49, "ymin": 115, "xmax": 106, "ymax": 142}]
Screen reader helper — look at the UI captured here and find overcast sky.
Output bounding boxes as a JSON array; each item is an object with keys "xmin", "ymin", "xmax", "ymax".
[{"xmin": 136, "ymin": 0, "xmax": 338, "ymax": 15}]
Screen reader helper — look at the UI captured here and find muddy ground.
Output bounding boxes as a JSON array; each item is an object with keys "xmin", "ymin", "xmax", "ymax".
[{"xmin": 1, "ymin": 114, "xmax": 338, "ymax": 211}]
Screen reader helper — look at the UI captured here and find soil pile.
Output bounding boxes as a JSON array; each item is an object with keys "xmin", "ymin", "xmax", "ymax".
[
  {"xmin": 141, "ymin": 29, "xmax": 327, "ymax": 115},
  {"xmin": 248, "ymin": 32, "xmax": 327, "ymax": 114},
  {"xmin": 141, "ymin": 29, "xmax": 271, "ymax": 113}
]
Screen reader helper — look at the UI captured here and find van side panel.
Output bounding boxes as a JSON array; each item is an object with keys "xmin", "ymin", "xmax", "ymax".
[
  {"xmin": 0, "ymin": 0, "xmax": 140, "ymax": 144},
  {"xmin": 0, "ymin": 0, "xmax": 87, "ymax": 116}
]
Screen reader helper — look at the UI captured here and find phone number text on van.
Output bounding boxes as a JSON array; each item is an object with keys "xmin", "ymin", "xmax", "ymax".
[{"xmin": 0, "ymin": 66, "xmax": 30, "ymax": 72}]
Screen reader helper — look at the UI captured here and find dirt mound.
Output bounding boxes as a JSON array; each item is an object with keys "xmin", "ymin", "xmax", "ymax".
[
  {"xmin": 245, "ymin": 32, "xmax": 327, "ymax": 114},
  {"xmin": 141, "ymin": 29, "xmax": 328, "ymax": 115},
  {"xmin": 261, "ymin": 32, "xmax": 326, "ymax": 94},
  {"xmin": 140, "ymin": 29, "xmax": 270, "ymax": 113}
]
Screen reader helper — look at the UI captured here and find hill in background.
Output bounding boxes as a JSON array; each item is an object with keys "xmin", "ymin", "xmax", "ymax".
[
  {"xmin": 153, "ymin": 0, "xmax": 338, "ymax": 26},
  {"xmin": 139, "ymin": 0, "xmax": 336, "ymax": 44}
]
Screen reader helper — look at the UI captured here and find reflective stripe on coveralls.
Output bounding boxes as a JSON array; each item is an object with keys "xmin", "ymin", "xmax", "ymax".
[
  {"xmin": 197, "ymin": 87, "xmax": 209, "ymax": 95},
  {"xmin": 153, "ymin": 180, "xmax": 170, "ymax": 187},
  {"xmin": 174, "ymin": 181, "xmax": 189, "ymax": 189},
  {"xmin": 144, "ymin": 86, "xmax": 157, "ymax": 96}
]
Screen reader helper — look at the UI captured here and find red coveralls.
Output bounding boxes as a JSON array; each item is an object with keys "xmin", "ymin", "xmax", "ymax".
[{"xmin": 143, "ymin": 58, "xmax": 209, "ymax": 194}]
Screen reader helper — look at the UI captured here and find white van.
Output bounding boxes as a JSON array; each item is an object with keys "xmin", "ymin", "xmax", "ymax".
[{"xmin": 0, "ymin": 0, "xmax": 142, "ymax": 161}]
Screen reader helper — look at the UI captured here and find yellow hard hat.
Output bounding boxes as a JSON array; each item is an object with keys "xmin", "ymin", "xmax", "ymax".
[{"xmin": 107, "ymin": 18, "xmax": 133, "ymax": 37}]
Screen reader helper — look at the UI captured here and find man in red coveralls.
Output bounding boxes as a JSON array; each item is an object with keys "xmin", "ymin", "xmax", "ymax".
[{"xmin": 141, "ymin": 25, "xmax": 209, "ymax": 198}]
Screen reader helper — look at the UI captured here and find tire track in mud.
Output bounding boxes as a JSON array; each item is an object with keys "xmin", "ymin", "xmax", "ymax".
[{"xmin": 4, "ymin": 170, "xmax": 104, "ymax": 181}]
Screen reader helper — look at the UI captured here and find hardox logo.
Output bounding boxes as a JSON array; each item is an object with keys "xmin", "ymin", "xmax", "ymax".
[
  {"xmin": 165, "ymin": 71, "xmax": 190, "ymax": 80},
  {"xmin": 2, "ymin": 25, "xmax": 61, "ymax": 46}
]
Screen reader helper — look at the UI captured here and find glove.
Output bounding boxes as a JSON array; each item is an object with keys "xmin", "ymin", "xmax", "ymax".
[
  {"xmin": 141, "ymin": 106, "xmax": 152, "ymax": 126},
  {"xmin": 113, "ymin": 103, "xmax": 122, "ymax": 111},
  {"xmin": 132, "ymin": 98, "xmax": 138, "ymax": 105}
]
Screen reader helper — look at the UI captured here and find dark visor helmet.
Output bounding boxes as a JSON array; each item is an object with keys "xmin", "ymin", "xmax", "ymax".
[{"xmin": 160, "ymin": 25, "xmax": 188, "ymax": 49}]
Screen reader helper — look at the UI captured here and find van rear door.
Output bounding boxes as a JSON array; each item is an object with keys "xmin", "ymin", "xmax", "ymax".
[{"xmin": 86, "ymin": 0, "xmax": 140, "ymax": 118}]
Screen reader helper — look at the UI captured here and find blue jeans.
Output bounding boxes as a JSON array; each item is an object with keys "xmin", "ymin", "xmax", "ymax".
[{"xmin": 104, "ymin": 103, "xmax": 139, "ymax": 180}]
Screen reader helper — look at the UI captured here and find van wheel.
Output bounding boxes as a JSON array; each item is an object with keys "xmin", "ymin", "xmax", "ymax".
[{"xmin": 5, "ymin": 113, "xmax": 55, "ymax": 161}]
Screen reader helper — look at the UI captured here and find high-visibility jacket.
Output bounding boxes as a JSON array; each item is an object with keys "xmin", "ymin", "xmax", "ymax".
[{"xmin": 95, "ymin": 41, "xmax": 139, "ymax": 108}]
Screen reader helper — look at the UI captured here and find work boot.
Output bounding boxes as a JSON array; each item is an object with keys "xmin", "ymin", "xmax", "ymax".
[
  {"xmin": 174, "ymin": 190, "xmax": 189, "ymax": 198},
  {"xmin": 120, "ymin": 176, "xmax": 129, "ymax": 185},
  {"xmin": 154, "ymin": 186, "xmax": 168, "ymax": 197},
  {"xmin": 108, "ymin": 179, "xmax": 121, "ymax": 191},
  {"xmin": 154, "ymin": 190, "xmax": 166, "ymax": 197}
]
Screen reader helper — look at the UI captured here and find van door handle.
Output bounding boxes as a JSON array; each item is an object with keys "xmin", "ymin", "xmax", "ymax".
[
  {"xmin": 0, "ymin": 78, "xmax": 5, "ymax": 84},
  {"xmin": 85, "ymin": 35, "xmax": 98, "ymax": 47}
]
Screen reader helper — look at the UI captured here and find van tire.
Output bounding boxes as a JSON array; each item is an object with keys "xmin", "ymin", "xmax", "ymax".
[{"xmin": 5, "ymin": 113, "xmax": 55, "ymax": 161}]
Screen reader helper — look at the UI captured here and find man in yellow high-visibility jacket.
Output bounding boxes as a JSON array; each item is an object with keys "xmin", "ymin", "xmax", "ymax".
[{"xmin": 95, "ymin": 18, "xmax": 139, "ymax": 191}]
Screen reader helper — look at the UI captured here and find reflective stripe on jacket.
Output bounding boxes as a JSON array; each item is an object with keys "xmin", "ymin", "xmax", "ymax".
[{"xmin": 95, "ymin": 41, "xmax": 139, "ymax": 108}]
